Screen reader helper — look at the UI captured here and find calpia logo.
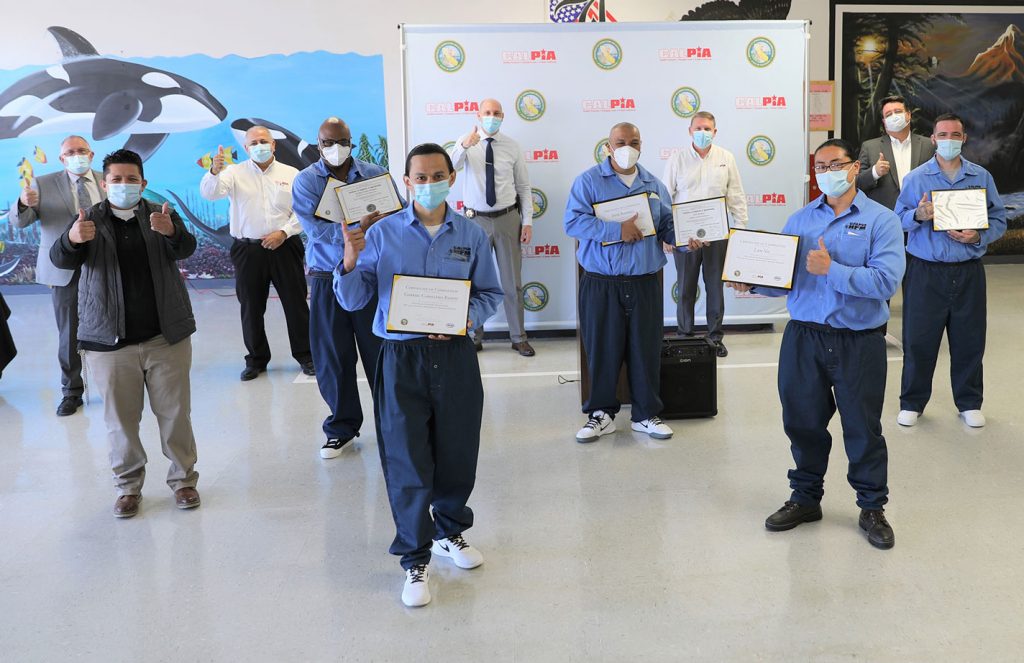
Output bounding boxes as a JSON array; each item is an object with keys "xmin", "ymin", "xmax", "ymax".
[
  {"xmin": 747, "ymin": 192, "xmax": 788, "ymax": 206},
  {"xmin": 502, "ymin": 49, "xmax": 557, "ymax": 64},
  {"xmin": 523, "ymin": 244, "xmax": 562, "ymax": 259},
  {"xmin": 746, "ymin": 37, "xmax": 776, "ymax": 68},
  {"xmin": 516, "ymin": 90, "xmax": 546, "ymax": 121},
  {"xmin": 747, "ymin": 135, "xmax": 776, "ymax": 166},
  {"xmin": 435, "ymin": 40, "xmax": 466, "ymax": 73},
  {"xmin": 736, "ymin": 95, "xmax": 788, "ymax": 109},
  {"xmin": 582, "ymin": 97, "xmax": 637, "ymax": 112},
  {"xmin": 593, "ymin": 38, "xmax": 623, "ymax": 70},
  {"xmin": 594, "ymin": 138, "xmax": 610, "ymax": 164},
  {"xmin": 523, "ymin": 281, "xmax": 550, "ymax": 311},
  {"xmin": 525, "ymin": 149, "xmax": 559, "ymax": 163},
  {"xmin": 658, "ymin": 47, "xmax": 713, "ymax": 61},
  {"xmin": 425, "ymin": 101, "xmax": 479, "ymax": 115},
  {"xmin": 671, "ymin": 87, "xmax": 700, "ymax": 118},
  {"xmin": 659, "ymin": 147, "xmax": 688, "ymax": 160},
  {"xmin": 531, "ymin": 188, "xmax": 548, "ymax": 218}
]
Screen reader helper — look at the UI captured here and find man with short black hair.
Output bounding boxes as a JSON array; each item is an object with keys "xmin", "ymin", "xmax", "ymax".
[
  {"xmin": 857, "ymin": 95, "xmax": 935, "ymax": 210},
  {"xmin": 50, "ymin": 149, "xmax": 201, "ymax": 518}
]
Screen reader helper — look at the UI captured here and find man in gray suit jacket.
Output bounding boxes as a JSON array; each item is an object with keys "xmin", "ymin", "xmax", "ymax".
[
  {"xmin": 857, "ymin": 96, "xmax": 936, "ymax": 210},
  {"xmin": 7, "ymin": 135, "xmax": 105, "ymax": 415}
]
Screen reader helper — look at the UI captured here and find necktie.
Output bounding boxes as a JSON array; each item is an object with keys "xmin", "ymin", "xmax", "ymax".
[
  {"xmin": 484, "ymin": 138, "xmax": 496, "ymax": 207},
  {"xmin": 76, "ymin": 176, "xmax": 93, "ymax": 209}
]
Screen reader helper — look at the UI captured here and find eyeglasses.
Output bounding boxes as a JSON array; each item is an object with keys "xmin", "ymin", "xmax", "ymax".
[
  {"xmin": 812, "ymin": 161, "xmax": 854, "ymax": 174},
  {"xmin": 319, "ymin": 139, "xmax": 352, "ymax": 148}
]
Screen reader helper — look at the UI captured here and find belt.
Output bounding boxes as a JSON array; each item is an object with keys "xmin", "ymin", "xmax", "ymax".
[
  {"xmin": 234, "ymin": 237, "xmax": 264, "ymax": 245},
  {"xmin": 582, "ymin": 270, "xmax": 658, "ymax": 282},
  {"xmin": 793, "ymin": 320, "xmax": 885, "ymax": 335},
  {"xmin": 308, "ymin": 270, "xmax": 333, "ymax": 279},
  {"xmin": 908, "ymin": 254, "xmax": 981, "ymax": 267},
  {"xmin": 464, "ymin": 203, "xmax": 517, "ymax": 219}
]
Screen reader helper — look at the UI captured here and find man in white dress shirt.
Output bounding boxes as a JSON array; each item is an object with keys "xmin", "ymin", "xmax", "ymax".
[
  {"xmin": 200, "ymin": 126, "xmax": 313, "ymax": 381},
  {"xmin": 662, "ymin": 111, "xmax": 747, "ymax": 357},
  {"xmin": 451, "ymin": 98, "xmax": 536, "ymax": 356}
]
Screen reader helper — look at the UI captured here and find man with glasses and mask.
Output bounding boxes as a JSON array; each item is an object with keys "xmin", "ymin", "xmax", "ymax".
[
  {"xmin": 730, "ymin": 139, "xmax": 905, "ymax": 550},
  {"xmin": 564, "ymin": 122, "xmax": 676, "ymax": 444},
  {"xmin": 200, "ymin": 126, "xmax": 313, "ymax": 381},
  {"xmin": 292, "ymin": 117, "xmax": 400, "ymax": 459},
  {"xmin": 893, "ymin": 113, "xmax": 1006, "ymax": 429},
  {"xmin": 857, "ymin": 96, "xmax": 935, "ymax": 210},
  {"xmin": 8, "ymin": 135, "xmax": 106, "ymax": 416}
]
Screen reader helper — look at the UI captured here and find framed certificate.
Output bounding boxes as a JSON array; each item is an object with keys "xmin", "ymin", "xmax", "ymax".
[
  {"xmin": 932, "ymin": 188, "xmax": 989, "ymax": 231},
  {"xmin": 314, "ymin": 177, "xmax": 347, "ymax": 223},
  {"xmin": 386, "ymin": 274, "xmax": 472, "ymax": 336},
  {"xmin": 335, "ymin": 173, "xmax": 403, "ymax": 223},
  {"xmin": 593, "ymin": 193, "xmax": 656, "ymax": 246},
  {"xmin": 673, "ymin": 196, "xmax": 730, "ymax": 245},
  {"xmin": 721, "ymin": 228, "xmax": 800, "ymax": 290}
]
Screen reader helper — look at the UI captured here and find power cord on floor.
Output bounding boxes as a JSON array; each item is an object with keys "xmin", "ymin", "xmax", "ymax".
[{"xmin": 557, "ymin": 374, "xmax": 579, "ymax": 384}]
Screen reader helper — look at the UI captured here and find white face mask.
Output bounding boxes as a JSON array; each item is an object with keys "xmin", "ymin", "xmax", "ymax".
[
  {"xmin": 612, "ymin": 145, "xmax": 640, "ymax": 170},
  {"xmin": 884, "ymin": 113, "xmax": 909, "ymax": 133},
  {"xmin": 322, "ymin": 144, "xmax": 351, "ymax": 167}
]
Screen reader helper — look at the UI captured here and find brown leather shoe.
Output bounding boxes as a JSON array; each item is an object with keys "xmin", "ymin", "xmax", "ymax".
[
  {"xmin": 511, "ymin": 341, "xmax": 536, "ymax": 357},
  {"xmin": 113, "ymin": 494, "xmax": 141, "ymax": 518},
  {"xmin": 174, "ymin": 487, "xmax": 201, "ymax": 510}
]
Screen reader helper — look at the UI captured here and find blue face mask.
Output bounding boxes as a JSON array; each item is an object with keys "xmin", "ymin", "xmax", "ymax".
[
  {"xmin": 481, "ymin": 116, "xmax": 502, "ymax": 135},
  {"xmin": 249, "ymin": 143, "xmax": 273, "ymax": 163},
  {"xmin": 413, "ymin": 180, "xmax": 450, "ymax": 210},
  {"xmin": 815, "ymin": 169, "xmax": 853, "ymax": 198},
  {"xmin": 936, "ymin": 139, "xmax": 963, "ymax": 160},
  {"xmin": 65, "ymin": 154, "xmax": 91, "ymax": 176},
  {"xmin": 692, "ymin": 129, "xmax": 713, "ymax": 149},
  {"xmin": 106, "ymin": 183, "xmax": 143, "ymax": 208}
]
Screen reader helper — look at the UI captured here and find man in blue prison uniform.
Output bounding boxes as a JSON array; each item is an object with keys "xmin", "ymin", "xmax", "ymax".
[
  {"xmin": 893, "ymin": 113, "xmax": 1006, "ymax": 430},
  {"xmin": 564, "ymin": 122, "xmax": 677, "ymax": 444},
  {"xmin": 292, "ymin": 117, "xmax": 396, "ymax": 460},
  {"xmin": 334, "ymin": 143, "xmax": 503, "ymax": 608},
  {"xmin": 732, "ymin": 139, "xmax": 906, "ymax": 550}
]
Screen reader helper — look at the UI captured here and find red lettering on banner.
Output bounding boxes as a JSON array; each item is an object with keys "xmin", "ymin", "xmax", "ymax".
[
  {"xmin": 528, "ymin": 150, "xmax": 559, "ymax": 161},
  {"xmin": 658, "ymin": 47, "xmax": 713, "ymax": 61}
]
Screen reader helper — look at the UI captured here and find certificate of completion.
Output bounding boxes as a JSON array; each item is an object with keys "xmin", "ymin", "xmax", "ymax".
[
  {"xmin": 932, "ymin": 188, "xmax": 989, "ymax": 231},
  {"xmin": 721, "ymin": 229, "xmax": 800, "ymax": 290},
  {"xmin": 386, "ymin": 275, "xmax": 472, "ymax": 336},
  {"xmin": 673, "ymin": 196, "xmax": 730, "ymax": 245},
  {"xmin": 336, "ymin": 173, "xmax": 403, "ymax": 223},
  {"xmin": 593, "ymin": 193, "xmax": 657, "ymax": 246},
  {"xmin": 314, "ymin": 177, "xmax": 346, "ymax": 223}
]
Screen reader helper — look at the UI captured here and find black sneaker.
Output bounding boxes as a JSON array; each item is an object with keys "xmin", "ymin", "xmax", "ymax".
[
  {"xmin": 765, "ymin": 500, "xmax": 823, "ymax": 531},
  {"xmin": 320, "ymin": 437, "xmax": 353, "ymax": 459},
  {"xmin": 713, "ymin": 340, "xmax": 728, "ymax": 358},
  {"xmin": 859, "ymin": 509, "xmax": 895, "ymax": 550},
  {"xmin": 301, "ymin": 361, "xmax": 316, "ymax": 376}
]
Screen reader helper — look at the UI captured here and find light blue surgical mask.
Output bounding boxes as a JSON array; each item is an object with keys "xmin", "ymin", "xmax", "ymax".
[
  {"xmin": 936, "ymin": 139, "xmax": 963, "ymax": 161},
  {"xmin": 481, "ymin": 116, "xmax": 502, "ymax": 135},
  {"xmin": 107, "ymin": 183, "xmax": 143, "ymax": 209},
  {"xmin": 65, "ymin": 154, "xmax": 91, "ymax": 176},
  {"xmin": 815, "ymin": 169, "xmax": 853, "ymax": 198},
  {"xmin": 249, "ymin": 143, "xmax": 273, "ymax": 164},
  {"xmin": 692, "ymin": 129, "xmax": 714, "ymax": 149},
  {"xmin": 413, "ymin": 180, "xmax": 450, "ymax": 210}
]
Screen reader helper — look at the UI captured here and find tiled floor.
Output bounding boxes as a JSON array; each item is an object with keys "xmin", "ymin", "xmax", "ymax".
[{"xmin": 1, "ymin": 266, "xmax": 1022, "ymax": 661}]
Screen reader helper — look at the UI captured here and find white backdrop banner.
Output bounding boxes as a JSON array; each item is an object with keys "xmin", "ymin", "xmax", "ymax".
[{"xmin": 401, "ymin": 21, "xmax": 808, "ymax": 331}]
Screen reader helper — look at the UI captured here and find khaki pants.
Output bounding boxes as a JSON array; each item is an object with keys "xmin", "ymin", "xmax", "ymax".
[
  {"xmin": 471, "ymin": 210, "xmax": 526, "ymax": 343},
  {"xmin": 84, "ymin": 336, "xmax": 198, "ymax": 496}
]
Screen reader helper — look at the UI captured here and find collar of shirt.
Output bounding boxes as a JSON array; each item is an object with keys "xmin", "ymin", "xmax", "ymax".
[
  {"xmin": 888, "ymin": 134, "xmax": 911, "ymax": 148},
  {"xmin": 811, "ymin": 189, "xmax": 864, "ymax": 219},
  {"xmin": 922, "ymin": 155, "xmax": 981, "ymax": 182},
  {"xmin": 312, "ymin": 156, "xmax": 370, "ymax": 183},
  {"xmin": 598, "ymin": 157, "xmax": 657, "ymax": 188},
  {"xmin": 245, "ymin": 157, "xmax": 277, "ymax": 177},
  {"xmin": 400, "ymin": 202, "xmax": 456, "ymax": 235},
  {"xmin": 68, "ymin": 170, "xmax": 93, "ymax": 185}
]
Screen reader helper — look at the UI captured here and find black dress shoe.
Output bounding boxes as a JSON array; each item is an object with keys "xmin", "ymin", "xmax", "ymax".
[
  {"xmin": 511, "ymin": 341, "xmax": 536, "ymax": 357},
  {"xmin": 713, "ymin": 340, "xmax": 728, "ymax": 358},
  {"xmin": 56, "ymin": 396, "xmax": 83, "ymax": 416},
  {"xmin": 859, "ymin": 509, "xmax": 895, "ymax": 550},
  {"xmin": 301, "ymin": 361, "xmax": 316, "ymax": 376},
  {"xmin": 240, "ymin": 366, "xmax": 266, "ymax": 381},
  {"xmin": 765, "ymin": 500, "xmax": 823, "ymax": 531},
  {"xmin": 474, "ymin": 340, "xmax": 483, "ymax": 352}
]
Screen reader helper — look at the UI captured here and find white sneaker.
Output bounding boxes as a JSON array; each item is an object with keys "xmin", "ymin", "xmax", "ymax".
[
  {"xmin": 401, "ymin": 564, "xmax": 431, "ymax": 607},
  {"xmin": 960, "ymin": 410, "xmax": 986, "ymax": 428},
  {"xmin": 632, "ymin": 416, "xmax": 673, "ymax": 439},
  {"xmin": 576, "ymin": 410, "xmax": 615, "ymax": 443},
  {"xmin": 431, "ymin": 533, "xmax": 484, "ymax": 569},
  {"xmin": 897, "ymin": 410, "xmax": 920, "ymax": 427}
]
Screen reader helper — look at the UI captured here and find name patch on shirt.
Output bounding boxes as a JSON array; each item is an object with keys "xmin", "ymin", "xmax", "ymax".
[
  {"xmin": 845, "ymin": 222, "xmax": 867, "ymax": 231},
  {"xmin": 447, "ymin": 246, "xmax": 472, "ymax": 262}
]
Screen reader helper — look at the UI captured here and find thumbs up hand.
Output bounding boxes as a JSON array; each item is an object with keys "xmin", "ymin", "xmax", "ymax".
[
  {"xmin": 875, "ymin": 151, "xmax": 890, "ymax": 177},
  {"xmin": 914, "ymin": 192, "xmax": 934, "ymax": 222},
  {"xmin": 211, "ymin": 145, "xmax": 226, "ymax": 175},
  {"xmin": 20, "ymin": 180, "xmax": 39, "ymax": 208},
  {"xmin": 341, "ymin": 220, "xmax": 366, "ymax": 273},
  {"xmin": 150, "ymin": 202, "xmax": 176, "ymax": 237},
  {"xmin": 462, "ymin": 126, "xmax": 481, "ymax": 148},
  {"xmin": 69, "ymin": 209, "xmax": 96, "ymax": 244},
  {"xmin": 806, "ymin": 236, "xmax": 831, "ymax": 275}
]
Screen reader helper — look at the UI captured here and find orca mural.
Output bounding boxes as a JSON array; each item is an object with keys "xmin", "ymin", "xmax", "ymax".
[{"xmin": 0, "ymin": 27, "xmax": 387, "ymax": 284}]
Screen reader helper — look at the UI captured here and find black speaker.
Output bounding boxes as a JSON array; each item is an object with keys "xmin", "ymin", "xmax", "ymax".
[{"xmin": 660, "ymin": 338, "xmax": 717, "ymax": 419}]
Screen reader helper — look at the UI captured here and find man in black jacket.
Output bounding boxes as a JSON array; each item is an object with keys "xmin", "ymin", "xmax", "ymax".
[{"xmin": 51, "ymin": 149, "xmax": 201, "ymax": 518}]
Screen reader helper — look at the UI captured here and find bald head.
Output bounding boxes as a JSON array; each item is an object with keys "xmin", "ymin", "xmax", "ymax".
[
  {"xmin": 319, "ymin": 117, "xmax": 351, "ymax": 141},
  {"xmin": 479, "ymin": 98, "xmax": 503, "ymax": 116},
  {"xmin": 608, "ymin": 123, "xmax": 641, "ymax": 149}
]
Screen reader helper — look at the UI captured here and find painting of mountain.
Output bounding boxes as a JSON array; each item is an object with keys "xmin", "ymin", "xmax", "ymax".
[{"xmin": 839, "ymin": 10, "xmax": 1024, "ymax": 256}]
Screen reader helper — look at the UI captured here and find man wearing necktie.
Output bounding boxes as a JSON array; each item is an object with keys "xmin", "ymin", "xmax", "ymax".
[
  {"xmin": 8, "ymin": 135, "xmax": 106, "ymax": 416},
  {"xmin": 451, "ymin": 98, "xmax": 536, "ymax": 356}
]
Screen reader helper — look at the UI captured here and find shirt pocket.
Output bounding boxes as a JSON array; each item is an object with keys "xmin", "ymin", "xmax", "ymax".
[
  {"xmin": 440, "ymin": 256, "xmax": 473, "ymax": 280},
  {"xmin": 272, "ymin": 181, "xmax": 293, "ymax": 211},
  {"xmin": 838, "ymin": 233, "xmax": 870, "ymax": 267}
]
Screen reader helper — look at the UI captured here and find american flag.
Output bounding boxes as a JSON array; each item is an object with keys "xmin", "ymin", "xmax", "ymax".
[{"xmin": 549, "ymin": 0, "xmax": 617, "ymax": 23}]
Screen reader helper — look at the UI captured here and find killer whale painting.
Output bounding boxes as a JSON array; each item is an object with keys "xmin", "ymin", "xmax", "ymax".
[{"xmin": 0, "ymin": 27, "xmax": 386, "ymax": 284}]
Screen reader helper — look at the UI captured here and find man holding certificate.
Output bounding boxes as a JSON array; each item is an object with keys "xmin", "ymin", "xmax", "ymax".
[
  {"xmin": 730, "ymin": 139, "xmax": 905, "ymax": 550},
  {"xmin": 334, "ymin": 143, "xmax": 502, "ymax": 608},
  {"xmin": 564, "ymin": 122, "xmax": 676, "ymax": 444},
  {"xmin": 893, "ymin": 113, "xmax": 1007, "ymax": 429},
  {"xmin": 292, "ymin": 117, "xmax": 397, "ymax": 460},
  {"xmin": 662, "ymin": 111, "xmax": 748, "ymax": 357}
]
